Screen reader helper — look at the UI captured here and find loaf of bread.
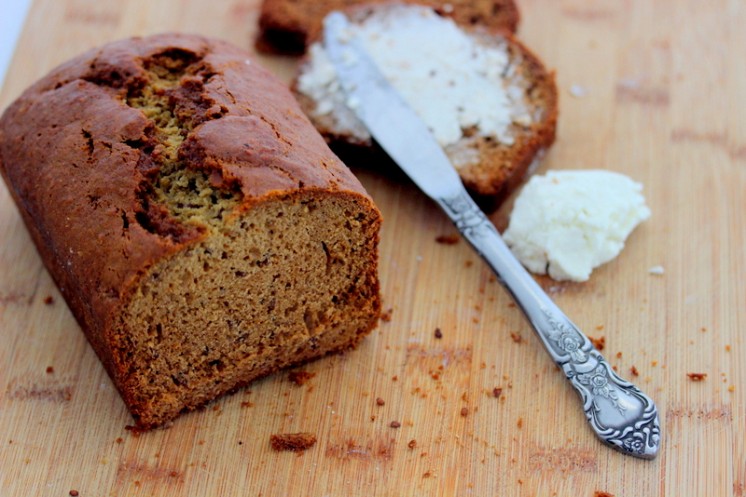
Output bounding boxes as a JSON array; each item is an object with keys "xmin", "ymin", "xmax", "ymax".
[
  {"xmin": 0, "ymin": 33, "xmax": 382, "ymax": 429},
  {"xmin": 293, "ymin": 4, "xmax": 558, "ymax": 208},
  {"xmin": 256, "ymin": 0, "xmax": 520, "ymax": 54}
]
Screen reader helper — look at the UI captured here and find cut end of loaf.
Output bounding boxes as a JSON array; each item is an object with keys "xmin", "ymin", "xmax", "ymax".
[{"xmin": 119, "ymin": 192, "xmax": 381, "ymax": 428}]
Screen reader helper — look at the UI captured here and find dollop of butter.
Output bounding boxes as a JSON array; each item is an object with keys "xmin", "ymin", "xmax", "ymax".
[{"xmin": 503, "ymin": 170, "xmax": 651, "ymax": 282}]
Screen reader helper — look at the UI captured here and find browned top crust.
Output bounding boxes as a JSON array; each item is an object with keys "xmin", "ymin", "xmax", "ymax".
[
  {"xmin": 256, "ymin": 0, "xmax": 520, "ymax": 55},
  {"xmin": 0, "ymin": 33, "xmax": 374, "ymax": 358}
]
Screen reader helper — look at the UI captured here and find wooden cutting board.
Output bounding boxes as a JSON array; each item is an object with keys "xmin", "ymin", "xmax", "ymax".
[{"xmin": 1, "ymin": 0, "xmax": 744, "ymax": 495}]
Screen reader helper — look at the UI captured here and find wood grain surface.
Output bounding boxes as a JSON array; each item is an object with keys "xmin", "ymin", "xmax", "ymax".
[{"xmin": 1, "ymin": 0, "xmax": 744, "ymax": 495}]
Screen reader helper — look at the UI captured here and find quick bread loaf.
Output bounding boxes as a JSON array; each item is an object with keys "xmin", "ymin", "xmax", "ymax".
[
  {"xmin": 292, "ymin": 4, "xmax": 558, "ymax": 208},
  {"xmin": 0, "ymin": 33, "xmax": 382, "ymax": 429},
  {"xmin": 257, "ymin": 0, "xmax": 521, "ymax": 54}
]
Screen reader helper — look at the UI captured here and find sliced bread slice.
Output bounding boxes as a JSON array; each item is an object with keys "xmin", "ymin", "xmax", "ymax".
[
  {"xmin": 256, "ymin": 0, "xmax": 520, "ymax": 55},
  {"xmin": 292, "ymin": 4, "xmax": 558, "ymax": 208}
]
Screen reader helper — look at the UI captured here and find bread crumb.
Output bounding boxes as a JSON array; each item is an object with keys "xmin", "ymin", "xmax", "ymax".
[
  {"xmin": 728, "ymin": 385, "xmax": 735, "ymax": 392},
  {"xmin": 687, "ymin": 373, "xmax": 707, "ymax": 382},
  {"xmin": 115, "ymin": 437, "xmax": 123, "ymax": 444},
  {"xmin": 460, "ymin": 407, "xmax": 469, "ymax": 417},
  {"xmin": 464, "ymin": 260, "xmax": 473, "ymax": 268},
  {"xmin": 595, "ymin": 324, "xmax": 605, "ymax": 331},
  {"xmin": 69, "ymin": 491, "xmax": 79, "ymax": 497},
  {"xmin": 408, "ymin": 439, "xmax": 417, "ymax": 449},
  {"xmin": 725, "ymin": 344, "xmax": 731, "ymax": 352},
  {"xmin": 589, "ymin": 335, "xmax": 605, "ymax": 350},
  {"xmin": 434, "ymin": 328, "xmax": 443, "ymax": 339},
  {"xmin": 648, "ymin": 265, "xmax": 665, "ymax": 275},
  {"xmin": 44, "ymin": 295, "xmax": 54, "ymax": 305},
  {"xmin": 390, "ymin": 421, "xmax": 401, "ymax": 428},
  {"xmin": 509, "ymin": 332, "xmax": 522, "ymax": 343},
  {"xmin": 288, "ymin": 370, "xmax": 315, "ymax": 386},
  {"xmin": 240, "ymin": 401, "xmax": 254, "ymax": 408},
  {"xmin": 270, "ymin": 432, "xmax": 317, "ymax": 452},
  {"xmin": 593, "ymin": 492, "xmax": 614, "ymax": 497},
  {"xmin": 381, "ymin": 308, "xmax": 393, "ymax": 322},
  {"xmin": 516, "ymin": 417, "xmax": 523, "ymax": 429},
  {"xmin": 376, "ymin": 397, "xmax": 385, "ymax": 406},
  {"xmin": 46, "ymin": 366, "xmax": 54, "ymax": 374},
  {"xmin": 492, "ymin": 387, "xmax": 503, "ymax": 399},
  {"xmin": 422, "ymin": 471, "xmax": 433, "ymax": 478},
  {"xmin": 435, "ymin": 234, "xmax": 460, "ymax": 245},
  {"xmin": 630, "ymin": 365, "xmax": 640, "ymax": 376},
  {"xmin": 615, "ymin": 351, "xmax": 623, "ymax": 359}
]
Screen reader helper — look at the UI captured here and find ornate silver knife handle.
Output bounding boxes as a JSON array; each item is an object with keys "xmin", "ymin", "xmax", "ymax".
[{"xmin": 438, "ymin": 190, "xmax": 661, "ymax": 459}]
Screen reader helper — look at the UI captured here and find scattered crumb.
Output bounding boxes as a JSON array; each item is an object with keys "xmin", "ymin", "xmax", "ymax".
[
  {"xmin": 408, "ymin": 439, "xmax": 417, "ymax": 449},
  {"xmin": 69, "ymin": 491, "xmax": 79, "ymax": 497},
  {"xmin": 595, "ymin": 324, "xmax": 605, "ymax": 331},
  {"xmin": 594, "ymin": 491, "xmax": 614, "ymax": 497},
  {"xmin": 43, "ymin": 295, "xmax": 54, "ymax": 305},
  {"xmin": 648, "ymin": 265, "xmax": 665, "ymax": 275},
  {"xmin": 115, "ymin": 437, "xmax": 123, "ymax": 444},
  {"xmin": 46, "ymin": 366, "xmax": 54, "ymax": 374},
  {"xmin": 240, "ymin": 401, "xmax": 254, "ymax": 408},
  {"xmin": 435, "ymin": 234, "xmax": 460, "ymax": 245},
  {"xmin": 728, "ymin": 385, "xmax": 735, "ymax": 392},
  {"xmin": 510, "ymin": 332, "xmax": 522, "ymax": 344},
  {"xmin": 569, "ymin": 84, "xmax": 589, "ymax": 97},
  {"xmin": 390, "ymin": 421, "xmax": 401, "ymax": 428},
  {"xmin": 124, "ymin": 425, "xmax": 144, "ymax": 436},
  {"xmin": 700, "ymin": 327, "xmax": 707, "ymax": 333},
  {"xmin": 270, "ymin": 433, "xmax": 317, "ymax": 452},
  {"xmin": 460, "ymin": 407, "xmax": 469, "ymax": 417},
  {"xmin": 392, "ymin": 375, "xmax": 398, "ymax": 382},
  {"xmin": 630, "ymin": 366, "xmax": 640, "ymax": 376},
  {"xmin": 615, "ymin": 351, "xmax": 623, "ymax": 359},
  {"xmin": 651, "ymin": 361, "xmax": 658, "ymax": 367},
  {"xmin": 381, "ymin": 308, "xmax": 393, "ymax": 322},
  {"xmin": 492, "ymin": 388, "xmax": 503, "ymax": 399},
  {"xmin": 434, "ymin": 328, "xmax": 443, "ymax": 339},
  {"xmin": 589, "ymin": 336, "xmax": 605, "ymax": 350},
  {"xmin": 725, "ymin": 345, "xmax": 731, "ymax": 352},
  {"xmin": 687, "ymin": 373, "xmax": 707, "ymax": 382},
  {"xmin": 376, "ymin": 397, "xmax": 385, "ymax": 406},
  {"xmin": 464, "ymin": 260, "xmax": 473, "ymax": 268},
  {"xmin": 516, "ymin": 417, "xmax": 523, "ymax": 429},
  {"xmin": 422, "ymin": 471, "xmax": 433, "ymax": 478},
  {"xmin": 288, "ymin": 370, "xmax": 315, "ymax": 386}
]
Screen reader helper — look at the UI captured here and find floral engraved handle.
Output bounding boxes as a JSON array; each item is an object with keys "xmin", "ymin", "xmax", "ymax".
[
  {"xmin": 436, "ymin": 189, "xmax": 661, "ymax": 459},
  {"xmin": 543, "ymin": 311, "xmax": 661, "ymax": 458}
]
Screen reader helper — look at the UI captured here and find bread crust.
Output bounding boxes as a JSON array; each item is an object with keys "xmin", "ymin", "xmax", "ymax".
[
  {"xmin": 0, "ymin": 33, "xmax": 382, "ymax": 428},
  {"xmin": 257, "ymin": 0, "xmax": 520, "ymax": 55}
]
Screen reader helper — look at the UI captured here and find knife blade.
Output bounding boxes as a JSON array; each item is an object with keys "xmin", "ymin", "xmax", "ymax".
[{"xmin": 322, "ymin": 11, "xmax": 660, "ymax": 459}]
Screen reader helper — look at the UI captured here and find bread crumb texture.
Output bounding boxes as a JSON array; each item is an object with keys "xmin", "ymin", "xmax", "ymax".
[
  {"xmin": 270, "ymin": 432, "xmax": 318, "ymax": 451},
  {"xmin": 0, "ymin": 34, "xmax": 382, "ymax": 429}
]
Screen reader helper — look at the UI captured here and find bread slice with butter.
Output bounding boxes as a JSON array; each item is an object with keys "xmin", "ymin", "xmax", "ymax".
[
  {"xmin": 292, "ymin": 4, "xmax": 558, "ymax": 208},
  {"xmin": 256, "ymin": 0, "xmax": 520, "ymax": 55}
]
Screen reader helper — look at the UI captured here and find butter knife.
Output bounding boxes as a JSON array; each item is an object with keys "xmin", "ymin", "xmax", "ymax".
[{"xmin": 323, "ymin": 12, "xmax": 660, "ymax": 459}]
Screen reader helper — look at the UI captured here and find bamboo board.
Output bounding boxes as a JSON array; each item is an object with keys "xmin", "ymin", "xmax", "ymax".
[{"xmin": 1, "ymin": 0, "xmax": 744, "ymax": 495}]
